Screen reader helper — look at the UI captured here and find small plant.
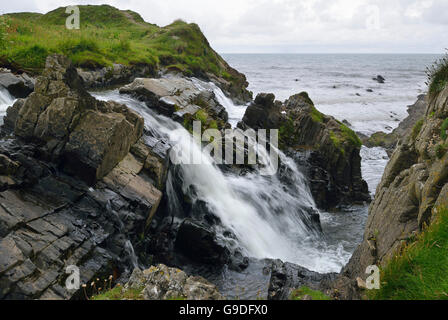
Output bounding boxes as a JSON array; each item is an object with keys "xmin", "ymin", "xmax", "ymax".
[
  {"xmin": 290, "ymin": 286, "xmax": 331, "ymax": 300},
  {"xmin": 412, "ymin": 119, "xmax": 424, "ymax": 141}
]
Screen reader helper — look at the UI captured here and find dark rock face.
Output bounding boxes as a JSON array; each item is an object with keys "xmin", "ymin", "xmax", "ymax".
[
  {"xmin": 267, "ymin": 259, "xmax": 336, "ymax": 300},
  {"xmin": 175, "ymin": 219, "xmax": 230, "ymax": 265},
  {"xmin": 335, "ymin": 87, "xmax": 448, "ymax": 299},
  {"xmin": 238, "ymin": 93, "xmax": 281, "ymax": 130},
  {"xmin": 0, "ymin": 55, "xmax": 165, "ymax": 299},
  {"xmin": 239, "ymin": 92, "xmax": 370, "ymax": 209},
  {"xmin": 0, "ymin": 71, "xmax": 35, "ymax": 98}
]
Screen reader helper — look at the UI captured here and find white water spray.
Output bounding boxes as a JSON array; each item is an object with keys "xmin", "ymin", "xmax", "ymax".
[{"xmin": 92, "ymin": 80, "xmax": 352, "ymax": 273}]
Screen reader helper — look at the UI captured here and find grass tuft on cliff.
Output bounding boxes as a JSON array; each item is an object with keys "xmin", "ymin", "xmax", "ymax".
[
  {"xmin": 290, "ymin": 286, "xmax": 331, "ymax": 300},
  {"xmin": 0, "ymin": 4, "xmax": 243, "ymax": 87},
  {"xmin": 426, "ymin": 50, "xmax": 448, "ymax": 96},
  {"xmin": 369, "ymin": 206, "xmax": 448, "ymax": 300}
]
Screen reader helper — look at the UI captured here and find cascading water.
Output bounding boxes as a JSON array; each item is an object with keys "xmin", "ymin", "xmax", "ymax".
[
  {"xmin": 0, "ymin": 88, "xmax": 15, "ymax": 125},
  {"xmin": 92, "ymin": 81, "xmax": 353, "ymax": 274}
]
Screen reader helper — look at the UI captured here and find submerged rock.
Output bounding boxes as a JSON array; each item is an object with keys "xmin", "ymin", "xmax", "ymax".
[{"xmin": 7, "ymin": 55, "xmax": 144, "ymax": 185}]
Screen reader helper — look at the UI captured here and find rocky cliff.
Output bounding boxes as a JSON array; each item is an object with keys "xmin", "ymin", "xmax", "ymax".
[
  {"xmin": 238, "ymin": 92, "xmax": 370, "ymax": 209},
  {"xmin": 334, "ymin": 87, "xmax": 448, "ymax": 299},
  {"xmin": 0, "ymin": 55, "xmax": 166, "ymax": 299}
]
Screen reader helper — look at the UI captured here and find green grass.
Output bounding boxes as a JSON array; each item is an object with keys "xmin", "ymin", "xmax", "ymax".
[
  {"xmin": 290, "ymin": 286, "xmax": 331, "ymax": 300},
  {"xmin": 91, "ymin": 286, "xmax": 144, "ymax": 300},
  {"xmin": 412, "ymin": 119, "xmax": 424, "ymax": 141},
  {"xmin": 0, "ymin": 5, "xmax": 239, "ymax": 85},
  {"xmin": 340, "ymin": 123, "xmax": 362, "ymax": 148},
  {"xmin": 427, "ymin": 50, "xmax": 448, "ymax": 96},
  {"xmin": 369, "ymin": 206, "xmax": 448, "ymax": 300},
  {"xmin": 441, "ymin": 118, "xmax": 448, "ymax": 140}
]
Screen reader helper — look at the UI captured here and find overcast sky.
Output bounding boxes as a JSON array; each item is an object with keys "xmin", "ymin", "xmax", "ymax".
[{"xmin": 2, "ymin": 0, "xmax": 447, "ymax": 53}]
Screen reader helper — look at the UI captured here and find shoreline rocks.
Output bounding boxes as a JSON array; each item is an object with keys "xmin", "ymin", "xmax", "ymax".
[
  {"xmin": 238, "ymin": 92, "xmax": 370, "ymax": 209},
  {"xmin": 0, "ymin": 71, "xmax": 35, "ymax": 98},
  {"xmin": 0, "ymin": 55, "xmax": 165, "ymax": 299},
  {"xmin": 334, "ymin": 86, "xmax": 448, "ymax": 299}
]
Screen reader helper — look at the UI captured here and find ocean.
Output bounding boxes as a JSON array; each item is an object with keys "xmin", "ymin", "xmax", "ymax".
[{"xmin": 222, "ymin": 53, "xmax": 440, "ymax": 135}]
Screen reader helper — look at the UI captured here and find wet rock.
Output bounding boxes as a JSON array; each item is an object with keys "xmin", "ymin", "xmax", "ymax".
[
  {"xmin": 119, "ymin": 77, "xmax": 228, "ymax": 127},
  {"xmin": 11, "ymin": 54, "xmax": 144, "ymax": 185},
  {"xmin": 237, "ymin": 93, "xmax": 281, "ymax": 130},
  {"xmin": 338, "ymin": 86, "xmax": 448, "ymax": 299},
  {"xmin": 239, "ymin": 91, "xmax": 369, "ymax": 209},
  {"xmin": 3, "ymin": 99, "xmax": 25, "ymax": 131},
  {"xmin": 175, "ymin": 219, "xmax": 230, "ymax": 265},
  {"xmin": 267, "ymin": 259, "xmax": 336, "ymax": 300},
  {"xmin": 0, "ymin": 71, "xmax": 35, "ymax": 98}
]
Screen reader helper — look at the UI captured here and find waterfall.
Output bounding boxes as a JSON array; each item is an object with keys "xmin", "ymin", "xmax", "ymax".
[
  {"xmin": 92, "ymin": 82, "xmax": 351, "ymax": 273},
  {"xmin": 0, "ymin": 88, "xmax": 15, "ymax": 125}
]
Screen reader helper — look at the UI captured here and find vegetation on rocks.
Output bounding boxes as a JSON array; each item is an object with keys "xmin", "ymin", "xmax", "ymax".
[
  {"xmin": 92, "ymin": 286, "xmax": 144, "ymax": 300},
  {"xmin": 0, "ymin": 5, "xmax": 246, "ymax": 94},
  {"xmin": 411, "ymin": 118, "xmax": 424, "ymax": 140},
  {"xmin": 290, "ymin": 286, "xmax": 331, "ymax": 300},
  {"xmin": 369, "ymin": 206, "xmax": 448, "ymax": 300}
]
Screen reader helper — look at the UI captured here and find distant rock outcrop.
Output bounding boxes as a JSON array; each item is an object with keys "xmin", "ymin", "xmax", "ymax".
[{"xmin": 363, "ymin": 94, "xmax": 427, "ymax": 156}]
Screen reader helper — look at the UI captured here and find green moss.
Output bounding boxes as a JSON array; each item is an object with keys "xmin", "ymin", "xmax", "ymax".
[
  {"xmin": 369, "ymin": 206, "xmax": 448, "ymax": 300},
  {"xmin": 290, "ymin": 286, "xmax": 331, "ymax": 300},
  {"xmin": 278, "ymin": 117, "xmax": 296, "ymax": 148},
  {"xmin": 441, "ymin": 118, "xmax": 448, "ymax": 140},
  {"xmin": 412, "ymin": 119, "xmax": 424, "ymax": 141},
  {"xmin": 92, "ymin": 286, "xmax": 144, "ymax": 300},
  {"xmin": 340, "ymin": 124, "xmax": 362, "ymax": 148}
]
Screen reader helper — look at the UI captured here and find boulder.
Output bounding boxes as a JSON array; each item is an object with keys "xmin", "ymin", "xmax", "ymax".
[
  {"xmin": 237, "ymin": 93, "xmax": 281, "ymax": 130},
  {"xmin": 122, "ymin": 264, "xmax": 225, "ymax": 300},
  {"xmin": 119, "ymin": 77, "xmax": 228, "ymax": 129},
  {"xmin": 372, "ymin": 75, "xmax": 385, "ymax": 84},
  {"xmin": 0, "ymin": 71, "xmax": 35, "ymax": 98}
]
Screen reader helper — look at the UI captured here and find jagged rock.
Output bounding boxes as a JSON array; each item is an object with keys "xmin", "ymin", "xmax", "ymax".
[
  {"xmin": 3, "ymin": 99, "xmax": 25, "ymax": 131},
  {"xmin": 119, "ymin": 77, "xmax": 228, "ymax": 128},
  {"xmin": 11, "ymin": 55, "xmax": 144, "ymax": 185},
  {"xmin": 0, "ymin": 54, "xmax": 166, "ymax": 300},
  {"xmin": 123, "ymin": 265, "xmax": 225, "ymax": 300},
  {"xmin": 337, "ymin": 85, "xmax": 448, "ymax": 299},
  {"xmin": 0, "ymin": 71, "xmax": 35, "ymax": 98}
]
